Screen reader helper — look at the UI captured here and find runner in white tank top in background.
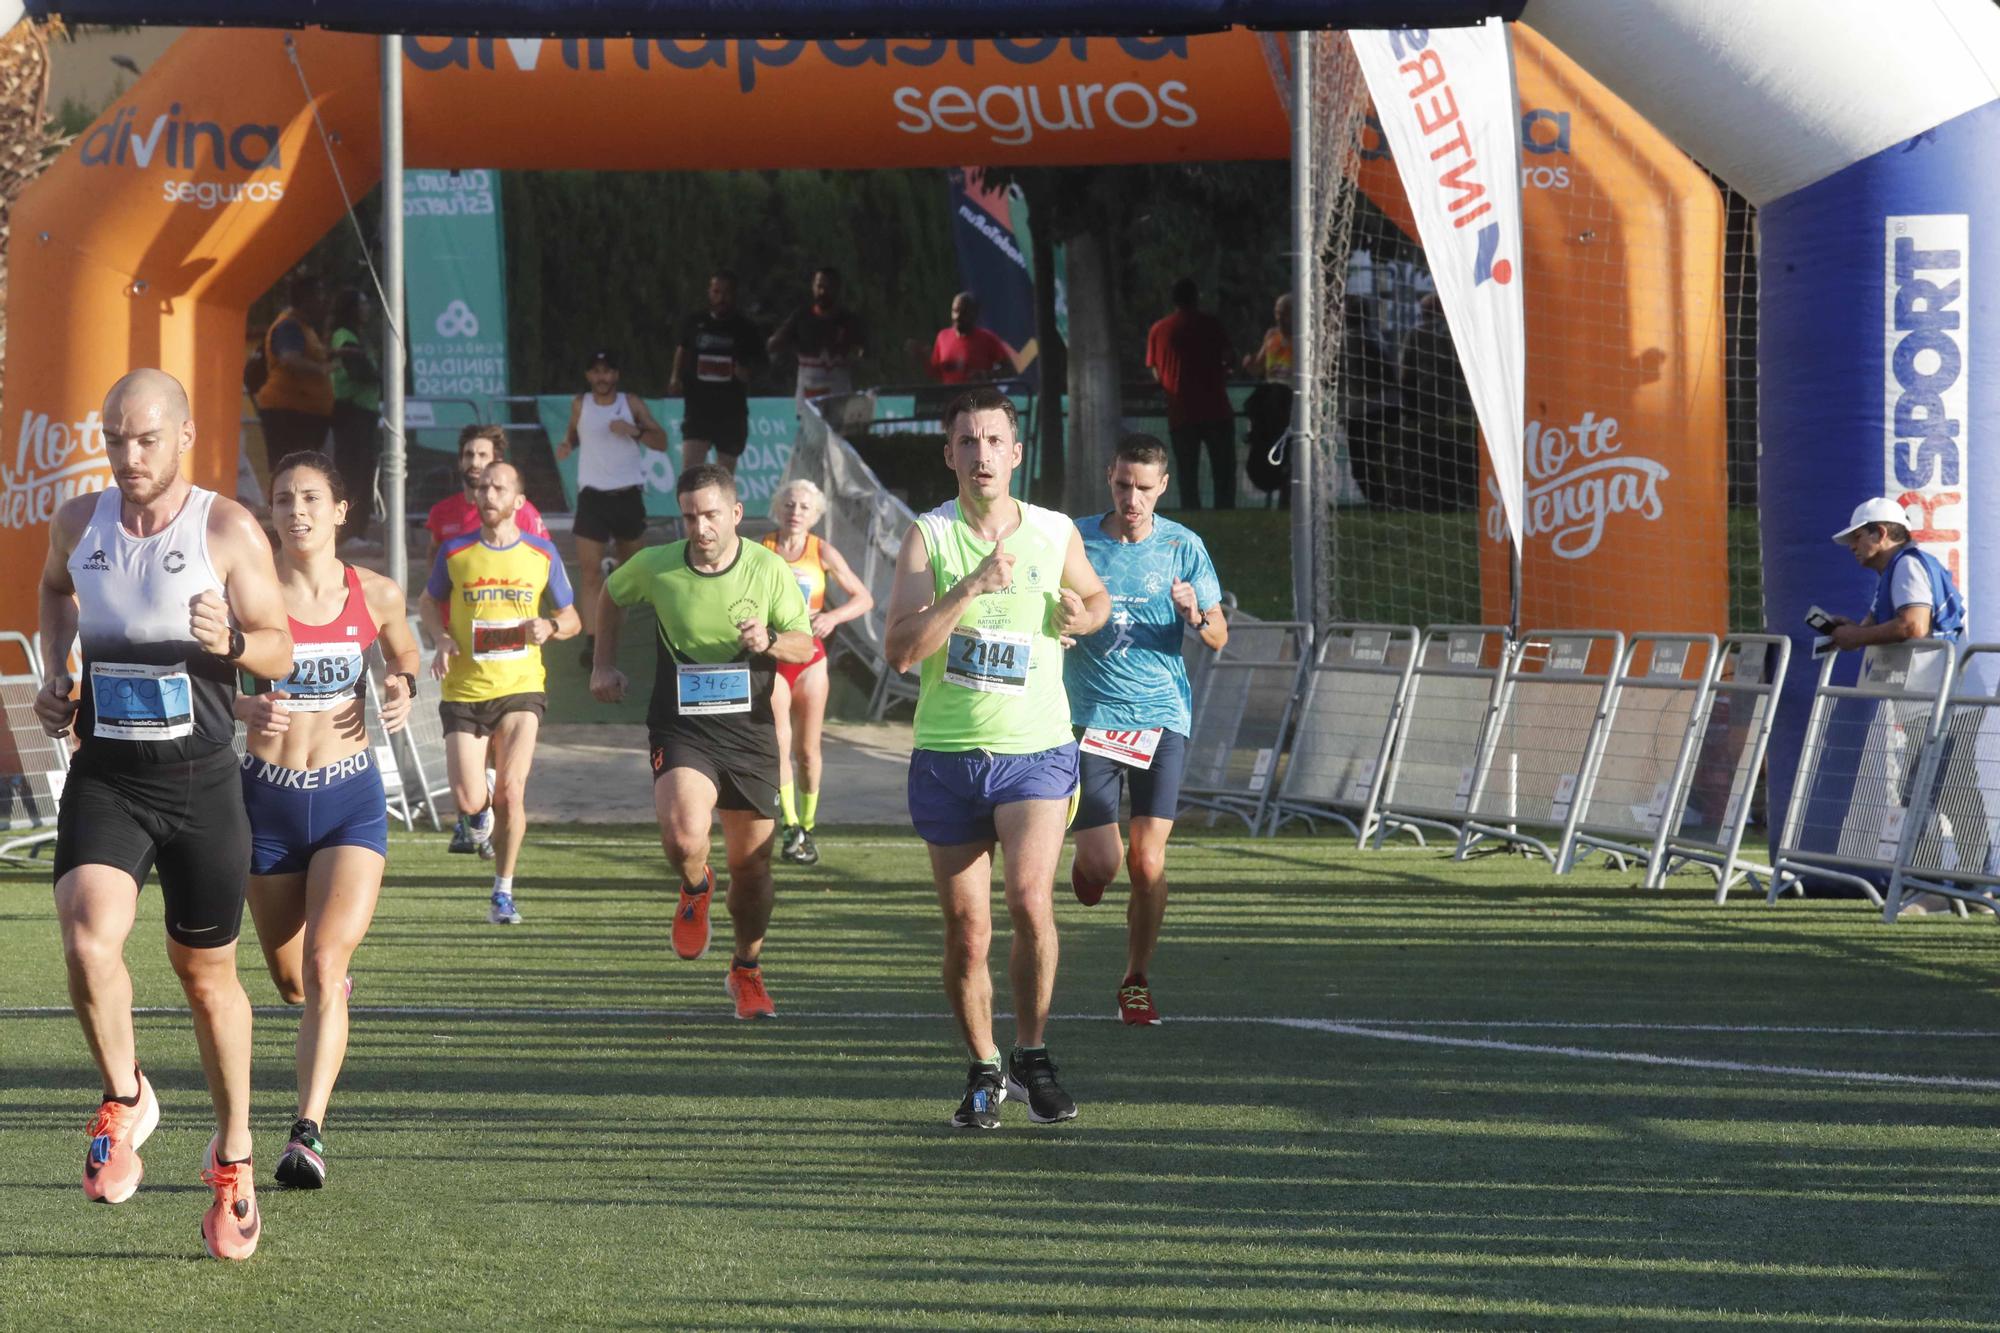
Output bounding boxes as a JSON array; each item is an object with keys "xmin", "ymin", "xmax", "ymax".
[
  {"xmin": 558, "ymin": 348, "xmax": 668, "ymax": 668},
  {"xmin": 36, "ymin": 369, "xmax": 292, "ymax": 1260}
]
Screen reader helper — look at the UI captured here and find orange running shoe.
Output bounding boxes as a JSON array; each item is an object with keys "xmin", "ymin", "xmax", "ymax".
[
  {"xmin": 672, "ymin": 866, "xmax": 714, "ymax": 960},
  {"xmin": 725, "ymin": 965, "xmax": 776, "ymax": 1021},
  {"xmin": 82, "ymin": 1070, "xmax": 159, "ymax": 1204},
  {"xmin": 1118, "ymin": 976, "xmax": 1162, "ymax": 1027},
  {"xmin": 199, "ymin": 1137, "xmax": 261, "ymax": 1261}
]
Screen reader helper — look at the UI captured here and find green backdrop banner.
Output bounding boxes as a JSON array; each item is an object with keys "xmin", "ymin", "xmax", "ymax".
[{"xmin": 405, "ymin": 169, "xmax": 509, "ymax": 415}]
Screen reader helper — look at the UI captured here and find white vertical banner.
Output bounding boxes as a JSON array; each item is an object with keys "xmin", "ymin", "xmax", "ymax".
[{"xmin": 1351, "ymin": 22, "xmax": 1526, "ymax": 552}]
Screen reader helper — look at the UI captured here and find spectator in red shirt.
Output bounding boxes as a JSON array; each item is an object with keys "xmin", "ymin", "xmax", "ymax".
[
  {"xmin": 1146, "ymin": 278, "xmax": 1239, "ymax": 510},
  {"xmin": 920, "ymin": 292, "xmax": 1024, "ymax": 384},
  {"xmin": 426, "ymin": 424, "xmax": 550, "ymax": 555}
]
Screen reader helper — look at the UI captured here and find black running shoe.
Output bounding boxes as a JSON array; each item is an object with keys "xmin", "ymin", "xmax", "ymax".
[
  {"xmin": 949, "ymin": 1064, "xmax": 1006, "ymax": 1130},
  {"xmin": 448, "ymin": 815, "xmax": 478, "ymax": 855},
  {"xmin": 794, "ymin": 829, "xmax": 821, "ymax": 866},
  {"xmin": 780, "ymin": 825, "xmax": 806, "ymax": 863},
  {"xmin": 1006, "ymin": 1048, "xmax": 1078, "ymax": 1123},
  {"xmin": 273, "ymin": 1117, "xmax": 327, "ymax": 1190}
]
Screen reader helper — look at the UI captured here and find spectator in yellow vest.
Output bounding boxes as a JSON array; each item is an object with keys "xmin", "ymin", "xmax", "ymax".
[{"xmin": 256, "ymin": 274, "xmax": 336, "ymax": 471}]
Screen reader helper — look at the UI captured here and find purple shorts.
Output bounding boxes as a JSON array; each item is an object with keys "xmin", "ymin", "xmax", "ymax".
[{"xmin": 907, "ymin": 743, "xmax": 1080, "ymax": 846}]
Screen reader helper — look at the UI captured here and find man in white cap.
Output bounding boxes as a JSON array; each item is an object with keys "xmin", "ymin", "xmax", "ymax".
[{"xmin": 1825, "ymin": 496, "xmax": 1966, "ymax": 650}]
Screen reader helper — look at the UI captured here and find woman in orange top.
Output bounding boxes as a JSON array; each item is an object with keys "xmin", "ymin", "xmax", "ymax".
[{"xmin": 763, "ymin": 479, "xmax": 872, "ymax": 866}]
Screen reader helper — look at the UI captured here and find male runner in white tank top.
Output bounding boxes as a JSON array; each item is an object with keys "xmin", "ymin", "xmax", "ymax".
[
  {"xmin": 558, "ymin": 348, "xmax": 667, "ymax": 667},
  {"xmin": 35, "ymin": 369, "xmax": 292, "ymax": 1260}
]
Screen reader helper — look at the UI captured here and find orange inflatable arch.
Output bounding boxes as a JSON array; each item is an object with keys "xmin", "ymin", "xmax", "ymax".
[{"xmin": 0, "ymin": 24, "xmax": 1723, "ymax": 635}]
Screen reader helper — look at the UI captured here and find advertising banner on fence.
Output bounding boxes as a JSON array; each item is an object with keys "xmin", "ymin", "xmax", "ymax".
[
  {"xmin": 404, "ymin": 168, "xmax": 510, "ymax": 415},
  {"xmin": 1352, "ymin": 21, "xmax": 1525, "ymax": 554}
]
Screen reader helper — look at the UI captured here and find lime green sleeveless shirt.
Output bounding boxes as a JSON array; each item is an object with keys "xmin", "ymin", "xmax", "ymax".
[{"xmin": 912, "ymin": 498, "xmax": 1077, "ymax": 754}]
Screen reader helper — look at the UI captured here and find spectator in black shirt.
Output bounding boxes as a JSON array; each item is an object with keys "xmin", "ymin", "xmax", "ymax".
[
  {"xmin": 767, "ymin": 266, "xmax": 866, "ymax": 410},
  {"xmin": 670, "ymin": 270, "xmax": 766, "ymax": 477}
]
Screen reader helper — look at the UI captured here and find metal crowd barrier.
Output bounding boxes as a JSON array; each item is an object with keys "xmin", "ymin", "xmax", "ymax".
[
  {"xmin": 1264, "ymin": 623, "xmax": 1421, "ymax": 845},
  {"xmin": 1559, "ymin": 634, "xmax": 1716, "ymax": 874},
  {"xmin": 0, "ymin": 631, "xmax": 66, "ymax": 860},
  {"xmin": 1459, "ymin": 629, "xmax": 1625, "ymax": 866},
  {"xmin": 359, "ymin": 650, "xmax": 417, "ymax": 831},
  {"xmin": 1886, "ymin": 643, "xmax": 2000, "ymax": 920},
  {"xmin": 778, "ymin": 399, "xmax": 921, "ymax": 719},
  {"xmin": 388, "ymin": 615, "xmax": 452, "ymax": 829},
  {"xmin": 1374, "ymin": 625, "xmax": 1511, "ymax": 845},
  {"xmin": 1179, "ymin": 619, "xmax": 1312, "ymax": 831},
  {"xmin": 1771, "ymin": 639, "xmax": 1957, "ymax": 905},
  {"xmin": 1652, "ymin": 634, "xmax": 1790, "ymax": 901}
]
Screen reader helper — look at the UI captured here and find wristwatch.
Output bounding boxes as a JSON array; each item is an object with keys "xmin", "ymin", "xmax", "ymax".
[
  {"xmin": 225, "ymin": 626, "xmax": 246, "ymax": 661},
  {"xmin": 393, "ymin": 670, "xmax": 419, "ymax": 700}
]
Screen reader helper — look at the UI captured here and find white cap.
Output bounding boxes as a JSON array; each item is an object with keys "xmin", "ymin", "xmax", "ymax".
[{"xmin": 1832, "ymin": 497, "xmax": 1912, "ymax": 544}]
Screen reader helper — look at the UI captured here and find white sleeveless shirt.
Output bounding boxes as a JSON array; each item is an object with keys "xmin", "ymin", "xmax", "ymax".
[
  {"xmin": 68, "ymin": 484, "xmax": 235, "ymax": 760},
  {"xmin": 577, "ymin": 392, "xmax": 644, "ymax": 493}
]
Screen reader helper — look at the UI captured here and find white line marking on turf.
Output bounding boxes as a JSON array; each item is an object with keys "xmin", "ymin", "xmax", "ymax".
[
  {"xmin": 1268, "ymin": 1019, "xmax": 2000, "ymax": 1091},
  {"xmin": 1333, "ymin": 1019, "xmax": 2000, "ymax": 1038},
  {"xmin": 4, "ymin": 1006, "xmax": 1997, "ymax": 1090}
]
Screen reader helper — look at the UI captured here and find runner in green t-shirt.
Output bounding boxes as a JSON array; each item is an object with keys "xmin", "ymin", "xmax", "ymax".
[
  {"xmin": 883, "ymin": 385, "xmax": 1110, "ymax": 1129},
  {"xmin": 591, "ymin": 464, "xmax": 813, "ymax": 1020}
]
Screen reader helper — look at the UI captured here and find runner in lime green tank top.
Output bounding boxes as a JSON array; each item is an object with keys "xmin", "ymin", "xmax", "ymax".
[
  {"xmin": 911, "ymin": 495, "xmax": 1079, "ymax": 753},
  {"xmin": 884, "ymin": 386, "xmax": 1109, "ymax": 1130}
]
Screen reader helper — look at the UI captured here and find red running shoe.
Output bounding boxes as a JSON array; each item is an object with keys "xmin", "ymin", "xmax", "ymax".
[
  {"xmin": 1118, "ymin": 976, "xmax": 1162, "ymax": 1027},
  {"xmin": 725, "ymin": 965, "xmax": 777, "ymax": 1020},
  {"xmin": 1071, "ymin": 861, "xmax": 1108, "ymax": 907},
  {"xmin": 673, "ymin": 866, "xmax": 714, "ymax": 960}
]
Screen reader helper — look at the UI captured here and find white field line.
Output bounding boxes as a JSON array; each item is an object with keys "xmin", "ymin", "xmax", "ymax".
[{"xmin": 3, "ymin": 1006, "xmax": 1996, "ymax": 1090}]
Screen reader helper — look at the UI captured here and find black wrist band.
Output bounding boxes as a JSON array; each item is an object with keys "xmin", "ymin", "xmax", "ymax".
[
  {"xmin": 225, "ymin": 626, "xmax": 246, "ymax": 661},
  {"xmin": 394, "ymin": 670, "xmax": 418, "ymax": 700}
]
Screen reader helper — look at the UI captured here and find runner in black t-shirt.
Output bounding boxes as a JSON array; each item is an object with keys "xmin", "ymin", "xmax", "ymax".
[{"xmin": 670, "ymin": 269, "xmax": 766, "ymax": 477}]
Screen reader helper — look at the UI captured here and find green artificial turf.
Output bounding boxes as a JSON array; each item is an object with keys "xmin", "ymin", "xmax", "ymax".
[{"xmin": 2, "ymin": 829, "xmax": 1997, "ymax": 1328}]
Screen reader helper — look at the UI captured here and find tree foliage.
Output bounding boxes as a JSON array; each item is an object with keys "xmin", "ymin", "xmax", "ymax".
[{"xmin": 502, "ymin": 168, "xmax": 959, "ymax": 394}]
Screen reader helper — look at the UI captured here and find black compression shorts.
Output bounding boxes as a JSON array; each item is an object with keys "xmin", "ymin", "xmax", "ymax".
[
  {"xmin": 650, "ymin": 729, "xmax": 779, "ymax": 818},
  {"xmin": 54, "ymin": 746, "xmax": 251, "ymax": 948}
]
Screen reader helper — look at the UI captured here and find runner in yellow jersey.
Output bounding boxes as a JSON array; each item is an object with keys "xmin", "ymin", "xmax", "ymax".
[
  {"xmin": 419, "ymin": 462, "xmax": 580, "ymax": 925},
  {"xmin": 883, "ymin": 386, "xmax": 1109, "ymax": 1129}
]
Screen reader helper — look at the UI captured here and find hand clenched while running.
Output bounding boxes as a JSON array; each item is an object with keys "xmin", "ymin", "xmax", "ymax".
[
  {"xmin": 959, "ymin": 534, "xmax": 1014, "ymax": 598},
  {"xmin": 188, "ymin": 589, "xmax": 235, "ymax": 657},
  {"xmin": 34, "ymin": 673, "xmax": 78, "ymax": 738},
  {"xmin": 591, "ymin": 664, "xmax": 628, "ymax": 704}
]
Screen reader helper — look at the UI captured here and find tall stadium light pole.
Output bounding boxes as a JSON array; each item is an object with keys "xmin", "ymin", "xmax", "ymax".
[
  {"xmin": 381, "ymin": 35, "xmax": 407, "ymax": 591},
  {"xmin": 1288, "ymin": 30, "xmax": 1316, "ymax": 629}
]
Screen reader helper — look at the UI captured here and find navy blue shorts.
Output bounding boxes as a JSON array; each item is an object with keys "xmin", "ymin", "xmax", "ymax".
[
  {"xmin": 1073, "ymin": 728, "xmax": 1189, "ymax": 831},
  {"xmin": 241, "ymin": 750, "xmax": 390, "ymax": 876},
  {"xmin": 907, "ymin": 743, "xmax": 1080, "ymax": 846}
]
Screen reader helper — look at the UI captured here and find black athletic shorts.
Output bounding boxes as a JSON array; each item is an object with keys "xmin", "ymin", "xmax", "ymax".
[
  {"xmin": 574, "ymin": 484, "xmax": 647, "ymax": 544},
  {"xmin": 650, "ymin": 729, "xmax": 779, "ymax": 818},
  {"xmin": 682, "ymin": 413, "xmax": 750, "ymax": 457},
  {"xmin": 439, "ymin": 692, "xmax": 546, "ymax": 738},
  {"xmin": 54, "ymin": 746, "xmax": 251, "ymax": 948},
  {"xmin": 1073, "ymin": 728, "xmax": 1190, "ymax": 831}
]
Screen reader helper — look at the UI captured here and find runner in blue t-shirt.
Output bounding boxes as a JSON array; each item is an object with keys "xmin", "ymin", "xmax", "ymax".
[{"xmin": 1064, "ymin": 434, "xmax": 1227, "ymax": 1026}]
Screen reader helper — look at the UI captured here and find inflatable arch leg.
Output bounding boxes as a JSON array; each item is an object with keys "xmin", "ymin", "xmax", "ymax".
[{"xmin": 1520, "ymin": 0, "xmax": 2000, "ymax": 863}]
